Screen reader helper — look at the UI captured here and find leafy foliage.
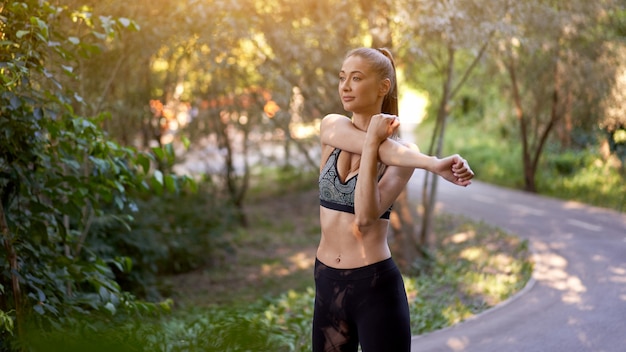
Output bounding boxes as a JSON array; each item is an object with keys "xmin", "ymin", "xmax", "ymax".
[
  {"xmin": 1, "ymin": 0, "xmax": 624, "ymax": 350},
  {"xmin": 92, "ymin": 182, "xmax": 236, "ymax": 301},
  {"xmin": 0, "ymin": 1, "xmax": 194, "ymax": 347}
]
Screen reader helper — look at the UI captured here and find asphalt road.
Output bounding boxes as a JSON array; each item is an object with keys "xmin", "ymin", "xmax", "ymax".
[{"xmin": 407, "ymin": 171, "xmax": 626, "ymax": 352}]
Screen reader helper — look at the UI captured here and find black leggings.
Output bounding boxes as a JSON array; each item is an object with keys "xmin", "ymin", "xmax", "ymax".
[{"xmin": 312, "ymin": 258, "xmax": 411, "ymax": 352}]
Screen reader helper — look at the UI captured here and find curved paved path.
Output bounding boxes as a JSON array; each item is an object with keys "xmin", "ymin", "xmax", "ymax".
[{"xmin": 407, "ymin": 171, "xmax": 626, "ymax": 352}]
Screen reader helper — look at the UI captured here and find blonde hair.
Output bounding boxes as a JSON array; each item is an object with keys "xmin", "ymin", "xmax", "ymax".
[{"xmin": 345, "ymin": 47, "xmax": 398, "ymax": 116}]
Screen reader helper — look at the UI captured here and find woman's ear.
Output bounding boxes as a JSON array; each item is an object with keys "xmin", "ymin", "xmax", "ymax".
[{"xmin": 379, "ymin": 78, "xmax": 391, "ymax": 97}]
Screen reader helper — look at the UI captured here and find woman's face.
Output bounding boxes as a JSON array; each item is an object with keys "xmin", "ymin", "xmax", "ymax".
[{"xmin": 338, "ymin": 55, "xmax": 385, "ymax": 115}]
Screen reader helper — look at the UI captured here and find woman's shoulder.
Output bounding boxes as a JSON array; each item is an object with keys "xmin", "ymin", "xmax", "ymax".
[
  {"xmin": 320, "ymin": 114, "xmax": 351, "ymax": 147},
  {"xmin": 321, "ymin": 113, "xmax": 351, "ymax": 127}
]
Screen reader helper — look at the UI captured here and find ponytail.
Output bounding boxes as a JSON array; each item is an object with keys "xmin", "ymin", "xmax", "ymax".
[{"xmin": 376, "ymin": 48, "xmax": 399, "ymax": 117}]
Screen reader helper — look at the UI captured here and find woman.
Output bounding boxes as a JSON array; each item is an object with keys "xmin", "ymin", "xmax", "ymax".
[{"xmin": 313, "ymin": 47, "xmax": 474, "ymax": 352}]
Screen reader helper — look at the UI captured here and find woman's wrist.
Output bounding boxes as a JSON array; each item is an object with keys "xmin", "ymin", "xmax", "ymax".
[
  {"xmin": 426, "ymin": 156, "xmax": 440, "ymax": 173},
  {"xmin": 364, "ymin": 130, "xmax": 386, "ymax": 146}
]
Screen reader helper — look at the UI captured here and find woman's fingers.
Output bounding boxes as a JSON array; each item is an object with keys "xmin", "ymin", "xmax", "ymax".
[
  {"xmin": 370, "ymin": 113, "xmax": 399, "ymax": 139},
  {"xmin": 451, "ymin": 156, "xmax": 474, "ymax": 182}
]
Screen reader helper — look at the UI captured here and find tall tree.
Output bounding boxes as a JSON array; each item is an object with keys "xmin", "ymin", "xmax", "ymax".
[
  {"xmin": 395, "ymin": 0, "xmax": 509, "ymax": 253},
  {"xmin": 599, "ymin": 7, "xmax": 626, "ymax": 170},
  {"xmin": 494, "ymin": 0, "xmax": 617, "ymax": 191}
]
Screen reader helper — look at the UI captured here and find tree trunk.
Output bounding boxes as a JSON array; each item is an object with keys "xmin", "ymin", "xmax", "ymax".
[
  {"xmin": 389, "ymin": 189, "xmax": 419, "ymax": 270},
  {"xmin": 507, "ymin": 56, "xmax": 536, "ymax": 192},
  {"xmin": 508, "ymin": 43, "xmax": 562, "ymax": 193},
  {"xmin": 530, "ymin": 51, "xmax": 562, "ymax": 189},
  {"xmin": 419, "ymin": 46, "xmax": 455, "ymax": 249},
  {"xmin": 216, "ymin": 110, "xmax": 249, "ymax": 227}
]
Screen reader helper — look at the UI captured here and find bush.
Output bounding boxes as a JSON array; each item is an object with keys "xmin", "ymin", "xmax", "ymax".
[
  {"xmin": 0, "ymin": 2, "xmax": 182, "ymax": 348},
  {"xmin": 85, "ymin": 180, "xmax": 238, "ymax": 302},
  {"xmin": 18, "ymin": 290, "xmax": 313, "ymax": 352}
]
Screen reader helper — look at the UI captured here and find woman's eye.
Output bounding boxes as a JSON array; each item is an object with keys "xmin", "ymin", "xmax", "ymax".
[
  {"xmin": 339, "ymin": 76, "xmax": 346, "ymax": 82},
  {"xmin": 352, "ymin": 76, "xmax": 361, "ymax": 81}
]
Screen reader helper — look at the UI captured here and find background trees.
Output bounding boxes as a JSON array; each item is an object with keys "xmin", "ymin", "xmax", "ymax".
[
  {"xmin": 493, "ymin": 0, "xmax": 618, "ymax": 192},
  {"xmin": 393, "ymin": 0, "xmax": 511, "ymax": 256}
]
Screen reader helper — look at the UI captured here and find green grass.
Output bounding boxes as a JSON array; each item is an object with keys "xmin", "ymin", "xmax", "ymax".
[
  {"xmin": 405, "ymin": 213, "xmax": 532, "ymax": 334},
  {"xmin": 539, "ymin": 152, "xmax": 626, "ymax": 211}
]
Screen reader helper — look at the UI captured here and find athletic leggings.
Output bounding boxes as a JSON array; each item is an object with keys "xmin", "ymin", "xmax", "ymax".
[{"xmin": 312, "ymin": 257, "xmax": 411, "ymax": 352}]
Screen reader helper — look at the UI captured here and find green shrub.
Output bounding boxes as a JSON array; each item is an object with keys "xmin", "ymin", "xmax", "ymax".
[
  {"xmin": 85, "ymin": 180, "xmax": 237, "ymax": 302},
  {"xmin": 19, "ymin": 291, "xmax": 311, "ymax": 352},
  {"xmin": 0, "ymin": 2, "xmax": 182, "ymax": 348}
]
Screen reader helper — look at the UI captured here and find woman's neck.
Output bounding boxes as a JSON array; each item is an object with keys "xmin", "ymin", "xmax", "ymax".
[{"xmin": 351, "ymin": 111, "xmax": 378, "ymax": 132}]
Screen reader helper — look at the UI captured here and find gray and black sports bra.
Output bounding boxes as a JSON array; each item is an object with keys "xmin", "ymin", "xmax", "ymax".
[{"xmin": 319, "ymin": 148, "xmax": 391, "ymax": 219}]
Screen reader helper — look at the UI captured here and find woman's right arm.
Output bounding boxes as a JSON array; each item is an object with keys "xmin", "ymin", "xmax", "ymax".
[
  {"xmin": 320, "ymin": 114, "xmax": 436, "ymax": 170},
  {"xmin": 320, "ymin": 114, "xmax": 474, "ymax": 186}
]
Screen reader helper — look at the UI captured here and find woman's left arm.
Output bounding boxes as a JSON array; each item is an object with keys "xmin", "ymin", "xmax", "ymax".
[
  {"xmin": 353, "ymin": 127, "xmax": 385, "ymax": 227},
  {"xmin": 354, "ymin": 115, "xmax": 413, "ymax": 228}
]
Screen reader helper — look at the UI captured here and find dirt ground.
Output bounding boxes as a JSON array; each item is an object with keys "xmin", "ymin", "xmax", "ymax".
[{"xmin": 165, "ymin": 188, "xmax": 321, "ymax": 307}]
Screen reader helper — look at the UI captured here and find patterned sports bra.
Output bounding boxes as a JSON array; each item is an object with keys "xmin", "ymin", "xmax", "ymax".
[{"xmin": 319, "ymin": 148, "xmax": 391, "ymax": 220}]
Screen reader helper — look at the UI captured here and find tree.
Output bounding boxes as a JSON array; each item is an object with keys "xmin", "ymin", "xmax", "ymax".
[
  {"xmin": 599, "ymin": 7, "xmax": 626, "ymax": 170},
  {"xmin": 393, "ymin": 0, "xmax": 508, "ymax": 257},
  {"xmin": 170, "ymin": 0, "xmax": 368, "ymax": 224},
  {"xmin": 494, "ymin": 0, "xmax": 617, "ymax": 192}
]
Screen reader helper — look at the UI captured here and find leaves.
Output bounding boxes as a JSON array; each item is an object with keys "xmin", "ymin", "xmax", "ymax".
[{"xmin": 0, "ymin": 1, "xmax": 196, "ymax": 347}]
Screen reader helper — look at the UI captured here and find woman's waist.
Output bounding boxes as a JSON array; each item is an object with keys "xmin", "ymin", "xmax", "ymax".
[
  {"xmin": 316, "ymin": 240, "xmax": 391, "ymax": 269},
  {"xmin": 314, "ymin": 256, "xmax": 398, "ymax": 280}
]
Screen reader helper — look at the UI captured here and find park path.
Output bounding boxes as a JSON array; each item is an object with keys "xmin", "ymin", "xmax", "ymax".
[{"xmin": 406, "ymin": 170, "xmax": 626, "ymax": 352}]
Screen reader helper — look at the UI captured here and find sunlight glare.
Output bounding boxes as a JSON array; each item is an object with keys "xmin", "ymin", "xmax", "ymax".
[
  {"xmin": 562, "ymin": 201, "xmax": 585, "ymax": 210},
  {"xmin": 459, "ymin": 246, "xmax": 485, "ymax": 261},
  {"xmin": 443, "ymin": 231, "xmax": 477, "ymax": 245},
  {"xmin": 446, "ymin": 336, "xmax": 470, "ymax": 351},
  {"xmin": 288, "ymin": 251, "xmax": 314, "ymax": 271},
  {"xmin": 399, "ymin": 88, "xmax": 428, "ymax": 124},
  {"xmin": 260, "ymin": 250, "xmax": 315, "ymax": 278},
  {"xmin": 533, "ymin": 249, "xmax": 589, "ymax": 307}
]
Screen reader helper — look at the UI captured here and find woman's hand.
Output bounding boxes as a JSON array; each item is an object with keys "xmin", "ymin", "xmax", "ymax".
[
  {"xmin": 366, "ymin": 113, "xmax": 400, "ymax": 144},
  {"xmin": 432, "ymin": 155, "xmax": 474, "ymax": 187}
]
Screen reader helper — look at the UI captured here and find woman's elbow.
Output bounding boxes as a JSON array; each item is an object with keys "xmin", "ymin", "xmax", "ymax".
[{"xmin": 353, "ymin": 213, "xmax": 377, "ymax": 230}]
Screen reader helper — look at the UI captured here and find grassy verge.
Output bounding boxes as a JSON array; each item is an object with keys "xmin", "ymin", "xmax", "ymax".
[{"xmin": 406, "ymin": 213, "xmax": 532, "ymax": 334}]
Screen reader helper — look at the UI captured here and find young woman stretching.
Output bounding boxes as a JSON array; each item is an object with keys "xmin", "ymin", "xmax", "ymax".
[{"xmin": 313, "ymin": 47, "xmax": 474, "ymax": 352}]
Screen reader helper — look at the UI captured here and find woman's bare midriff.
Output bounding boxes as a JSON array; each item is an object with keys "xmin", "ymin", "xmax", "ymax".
[{"xmin": 316, "ymin": 206, "xmax": 392, "ymax": 269}]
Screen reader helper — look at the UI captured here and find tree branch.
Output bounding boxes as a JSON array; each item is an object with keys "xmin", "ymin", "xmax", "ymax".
[{"xmin": 449, "ymin": 31, "xmax": 494, "ymax": 99}]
